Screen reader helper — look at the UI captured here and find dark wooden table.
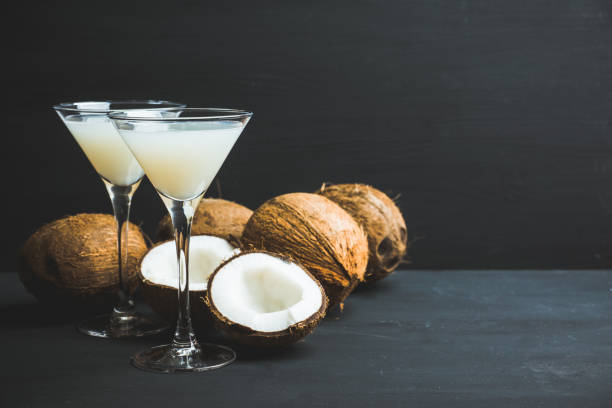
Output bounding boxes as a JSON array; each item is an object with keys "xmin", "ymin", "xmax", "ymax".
[{"xmin": 1, "ymin": 270, "xmax": 611, "ymax": 407}]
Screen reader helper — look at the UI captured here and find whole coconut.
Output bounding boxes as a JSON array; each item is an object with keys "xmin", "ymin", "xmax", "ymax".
[
  {"xmin": 241, "ymin": 193, "xmax": 368, "ymax": 307},
  {"xmin": 156, "ymin": 198, "xmax": 252, "ymax": 243},
  {"xmin": 318, "ymin": 183, "xmax": 407, "ymax": 282},
  {"xmin": 19, "ymin": 213, "xmax": 148, "ymax": 310}
]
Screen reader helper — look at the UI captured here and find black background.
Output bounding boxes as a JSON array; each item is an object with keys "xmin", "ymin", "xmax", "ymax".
[{"xmin": 6, "ymin": 0, "xmax": 612, "ymax": 270}]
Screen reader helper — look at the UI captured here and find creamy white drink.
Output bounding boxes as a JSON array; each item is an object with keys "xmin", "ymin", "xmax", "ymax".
[
  {"xmin": 62, "ymin": 114, "xmax": 144, "ymax": 186},
  {"xmin": 118, "ymin": 121, "xmax": 243, "ymax": 200}
]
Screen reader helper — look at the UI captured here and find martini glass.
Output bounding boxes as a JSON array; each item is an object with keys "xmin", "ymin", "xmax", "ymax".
[
  {"xmin": 53, "ymin": 100, "xmax": 183, "ymax": 338},
  {"xmin": 110, "ymin": 107, "xmax": 252, "ymax": 373}
]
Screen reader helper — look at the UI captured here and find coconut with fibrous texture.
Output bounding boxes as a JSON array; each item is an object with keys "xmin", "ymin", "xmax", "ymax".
[
  {"xmin": 156, "ymin": 198, "xmax": 252, "ymax": 243},
  {"xmin": 207, "ymin": 251, "xmax": 327, "ymax": 347},
  {"xmin": 19, "ymin": 213, "xmax": 148, "ymax": 310},
  {"xmin": 317, "ymin": 183, "xmax": 408, "ymax": 283},
  {"xmin": 241, "ymin": 193, "xmax": 368, "ymax": 307},
  {"xmin": 138, "ymin": 235, "xmax": 238, "ymax": 326}
]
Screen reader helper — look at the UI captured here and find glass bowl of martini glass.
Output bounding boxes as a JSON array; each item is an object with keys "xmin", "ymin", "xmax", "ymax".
[
  {"xmin": 110, "ymin": 107, "xmax": 252, "ymax": 372},
  {"xmin": 53, "ymin": 100, "xmax": 184, "ymax": 338}
]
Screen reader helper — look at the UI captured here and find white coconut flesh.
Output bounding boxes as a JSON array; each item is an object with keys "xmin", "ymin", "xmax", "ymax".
[
  {"xmin": 210, "ymin": 253, "xmax": 323, "ymax": 333},
  {"xmin": 141, "ymin": 235, "xmax": 238, "ymax": 291}
]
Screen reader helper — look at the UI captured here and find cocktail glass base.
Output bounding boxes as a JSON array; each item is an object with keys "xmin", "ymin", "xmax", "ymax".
[
  {"xmin": 131, "ymin": 343, "xmax": 236, "ymax": 373},
  {"xmin": 77, "ymin": 313, "xmax": 169, "ymax": 338}
]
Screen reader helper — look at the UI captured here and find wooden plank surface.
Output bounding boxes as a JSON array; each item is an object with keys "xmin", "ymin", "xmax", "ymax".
[{"xmin": 1, "ymin": 270, "xmax": 611, "ymax": 407}]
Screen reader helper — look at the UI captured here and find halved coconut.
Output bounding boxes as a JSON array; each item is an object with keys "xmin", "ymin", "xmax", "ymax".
[
  {"xmin": 207, "ymin": 251, "xmax": 328, "ymax": 347},
  {"xmin": 139, "ymin": 235, "xmax": 238, "ymax": 326}
]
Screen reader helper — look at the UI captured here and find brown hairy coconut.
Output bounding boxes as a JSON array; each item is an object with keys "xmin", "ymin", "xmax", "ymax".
[
  {"xmin": 19, "ymin": 213, "xmax": 147, "ymax": 310},
  {"xmin": 138, "ymin": 235, "xmax": 238, "ymax": 327},
  {"xmin": 241, "ymin": 193, "xmax": 368, "ymax": 307},
  {"xmin": 207, "ymin": 251, "xmax": 327, "ymax": 347},
  {"xmin": 156, "ymin": 198, "xmax": 252, "ymax": 243},
  {"xmin": 317, "ymin": 183, "xmax": 408, "ymax": 283}
]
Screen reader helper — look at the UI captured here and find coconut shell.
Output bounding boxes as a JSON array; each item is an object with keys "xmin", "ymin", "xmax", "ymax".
[
  {"xmin": 18, "ymin": 213, "xmax": 147, "ymax": 310},
  {"xmin": 156, "ymin": 198, "xmax": 252, "ymax": 243},
  {"xmin": 138, "ymin": 241, "xmax": 213, "ymax": 328},
  {"xmin": 206, "ymin": 251, "xmax": 328, "ymax": 347},
  {"xmin": 241, "ymin": 193, "xmax": 368, "ymax": 307},
  {"xmin": 318, "ymin": 183, "xmax": 408, "ymax": 282},
  {"xmin": 139, "ymin": 278, "xmax": 213, "ymax": 329}
]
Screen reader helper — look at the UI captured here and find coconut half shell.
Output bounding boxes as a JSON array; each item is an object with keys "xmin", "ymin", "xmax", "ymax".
[
  {"xmin": 241, "ymin": 193, "xmax": 368, "ymax": 307},
  {"xmin": 156, "ymin": 198, "xmax": 252, "ymax": 243},
  {"xmin": 207, "ymin": 251, "xmax": 328, "ymax": 347},
  {"xmin": 318, "ymin": 183, "xmax": 408, "ymax": 283},
  {"xmin": 138, "ymin": 235, "xmax": 238, "ymax": 327},
  {"xmin": 18, "ymin": 213, "xmax": 147, "ymax": 310}
]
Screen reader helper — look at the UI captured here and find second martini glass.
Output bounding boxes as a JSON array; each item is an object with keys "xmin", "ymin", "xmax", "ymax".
[
  {"xmin": 53, "ymin": 100, "xmax": 182, "ymax": 338},
  {"xmin": 110, "ymin": 107, "xmax": 252, "ymax": 372}
]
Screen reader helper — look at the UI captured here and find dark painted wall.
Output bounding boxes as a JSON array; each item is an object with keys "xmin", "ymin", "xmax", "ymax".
[{"xmin": 6, "ymin": 0, "xmax": 612, "ymax": 269}]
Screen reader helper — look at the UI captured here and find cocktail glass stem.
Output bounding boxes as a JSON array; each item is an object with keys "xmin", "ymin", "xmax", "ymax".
[
  {"xmin": 75, "ymin": 177, "xmax": 169, "ymax": 338},
  {"xmin": 162, "ymin": 195, "xmax": 201, "ymax": 350},
  {"xmin": 104, "ymin": 179, "xmax": 140, "ymax": 328},
  {"xmin": 129, "ymin": 192, "xmax": 236, "ymax": 372}
]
